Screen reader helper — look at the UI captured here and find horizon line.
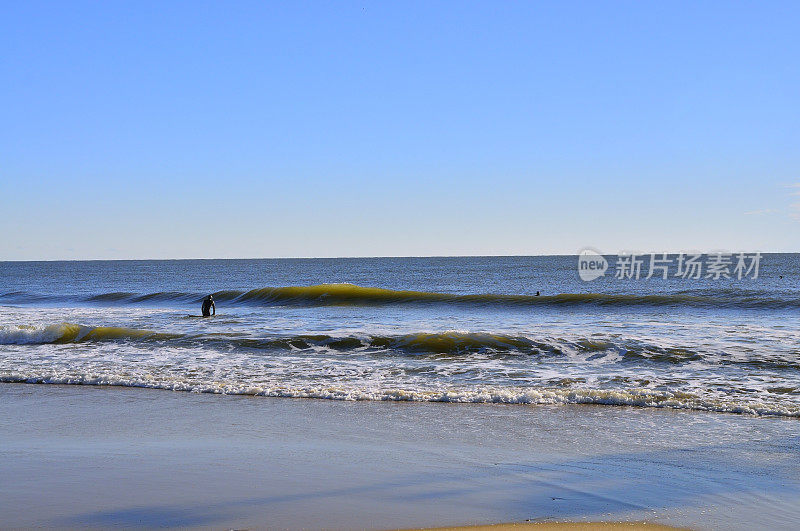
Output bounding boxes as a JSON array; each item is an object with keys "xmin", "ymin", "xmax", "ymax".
[{"xmin": 0, "ymin": 250, "xmax": 790, "ymax": 263}]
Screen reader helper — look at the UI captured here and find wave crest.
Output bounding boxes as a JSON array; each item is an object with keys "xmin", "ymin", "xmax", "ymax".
[
  {"xmin": 0, "ymin": 324, "xmax": 748, "ymax": 367},
  {"xmin": 0, "ymin": 324, "xmax": 180, "ymax": 345},
  {"xmin": 4, "ymin": 283, "xmax": 798, "ymax": 309}
]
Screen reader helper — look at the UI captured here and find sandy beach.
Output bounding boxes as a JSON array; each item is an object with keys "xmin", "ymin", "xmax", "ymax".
[{"xmin": 1, "ymin": 383, "xmax": 798, "ymax": 530}]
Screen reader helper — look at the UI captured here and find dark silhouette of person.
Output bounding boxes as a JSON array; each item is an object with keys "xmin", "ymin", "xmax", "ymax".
[{"xmin": 201, "ymin": 294, "xmax": 216, "ymax": 317}]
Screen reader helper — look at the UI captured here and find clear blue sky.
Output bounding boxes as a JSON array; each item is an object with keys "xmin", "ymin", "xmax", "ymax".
[{"xmin": 2, "ymin": 1, "xmax": 798, "ymax": 260}]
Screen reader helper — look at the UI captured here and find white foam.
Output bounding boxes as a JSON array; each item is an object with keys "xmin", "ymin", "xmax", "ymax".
[
  {"xmin": 2, "ymin": 373, "xmax": 798, "ymax": 418},
  {"xmin": 0, "ymin": 324, "xmax": 69, "ymax": 345},
  {"xmin": 2, "ymin": 305, "xmax": 799, "ymax": 420}
]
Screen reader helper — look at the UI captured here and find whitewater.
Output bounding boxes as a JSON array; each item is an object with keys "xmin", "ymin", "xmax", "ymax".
[{"xmin": 1, "ymin": 255, "xmax": 798, "ymax": 417}]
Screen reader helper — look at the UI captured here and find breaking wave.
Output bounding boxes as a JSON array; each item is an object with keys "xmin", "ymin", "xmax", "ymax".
[
  {"xmin": 0, "ymin": 324, "xmax": 578, "ymax": 357},
  {"xmin": 2, "ymin": 283, "xmax": 799, "ymax": 309},
  {"xmin": 3, "ymin": 322, "xmax": 800, "ymax": 417},
  {"xmin": 3, "ymin": 324, "xmax": 799, "ymax": 371},
  {"xmin": 0, "ymin": 324, "xmax": 180, "ymax": 345}
]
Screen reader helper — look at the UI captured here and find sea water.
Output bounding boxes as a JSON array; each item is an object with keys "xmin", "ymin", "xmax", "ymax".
[{"xmin": 1, "ymin": 255, "xmax": 798, "ymax": 416}]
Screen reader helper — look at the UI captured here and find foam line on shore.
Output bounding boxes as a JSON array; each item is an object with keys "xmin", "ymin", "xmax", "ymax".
[{"xmin": 2, "ymin": 376, "xmax": 798, "ymax": 417}]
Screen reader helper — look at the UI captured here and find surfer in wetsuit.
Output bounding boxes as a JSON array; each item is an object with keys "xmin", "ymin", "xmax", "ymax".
[{"xmin": 201, "ymin": 294, "xmax": 215, "ymax": 317}]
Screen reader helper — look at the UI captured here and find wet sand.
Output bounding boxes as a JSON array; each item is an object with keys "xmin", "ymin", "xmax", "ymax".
[{"xmin": 0, "ymin": 383, "xmax": 798, "ymax": 530}]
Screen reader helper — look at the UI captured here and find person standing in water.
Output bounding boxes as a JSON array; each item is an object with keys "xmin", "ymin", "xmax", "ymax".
[{"xmin": 201, "ymin": 294, "xmax": 215, "ymax": 317}]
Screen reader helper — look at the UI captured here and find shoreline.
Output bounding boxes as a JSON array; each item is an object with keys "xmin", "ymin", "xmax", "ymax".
[
  {"xmin": 3, "ymin": 378, "xmax": 796, "ymax": 419},
  {"xmin": 1, "ymin": 383, "xmax": 798, "ymax": 530}
]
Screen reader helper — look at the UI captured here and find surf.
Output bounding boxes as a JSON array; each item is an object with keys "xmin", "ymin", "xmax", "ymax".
[
  {"xmin": 2, "ymin": 374, "xmax": 797, "ymax": 417},
  {"xmin": 0, "ymin": 324, "xmax": 181, "ymax": 345},
  {"xmin": 2, "ymin": 283, "xmax": 798, "ymax": 309},
  {"xmin": 5, "ymin": 323, "xmax": 789, "ymax": 369}
]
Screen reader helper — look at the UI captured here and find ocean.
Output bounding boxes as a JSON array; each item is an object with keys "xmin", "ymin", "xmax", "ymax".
[{"xmin": 1, "ymin": 255, "xmax": 798, "ymax": 417}]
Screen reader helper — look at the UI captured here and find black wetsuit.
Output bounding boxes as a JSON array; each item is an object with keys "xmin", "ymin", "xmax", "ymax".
[{"xmin": 201, "ymin": 297, "xmax": 215, "ymax": 317}]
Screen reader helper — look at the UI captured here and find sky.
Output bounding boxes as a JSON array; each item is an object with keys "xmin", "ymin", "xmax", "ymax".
[{"xmin": 1, "ymin": 1, "xmax": 798, "ymax": 260}]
